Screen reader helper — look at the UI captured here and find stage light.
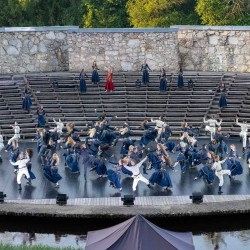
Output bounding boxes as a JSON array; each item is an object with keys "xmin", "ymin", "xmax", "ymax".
[
  {"xmin": 56, "ymin": 194, "xmax": 68, "ymax": 205},
  {"xmin": 189, "ymin": 192, "xmax": 203, "ymax": 204},
  {"xmin": 0, "ymin": 192, "xmax": 7, "ymax": 203},
  {"xmin": 121, "ymin": 195, "xmax": 135, "ymax": 206}
]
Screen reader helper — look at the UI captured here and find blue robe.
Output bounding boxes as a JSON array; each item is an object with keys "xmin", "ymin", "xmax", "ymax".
[
  {"xmin": 22, "ymin": 94, "xmax": 32, "ymax": 111},
  {"xmin": 120, "ymin": 139, "xmax": 136, "ymax": 155},
  {"xmin": 140, "ymin": 129, "xmax": 158, "ymax": 146},
  {"xmin": 196, "ymin": 165, "xmax": 215, "ymax": 184},
  {"xmin": 177, "ymin": 73, "xmax": 184, "ymax": 88},
  {"xmin": 90, "ymin": 158, "xmax": 107, "ymax": 176},
  {"xmin": 227, "ymin": 159, "xmax": 243, "ymax": 176},
  {"xmin": 66, "ymin": 153, "xmax": 80, "ymax": 173},
  {"xmin": 43, "ymin": 159, "xmax": 62, "ymax": 184},
  {"xmin": 37, "ymin": 109, "xmax": 46, "ymax": 127},
  {"xmin": 107, "ymin": 169, "xmax": 121, "ymax": 189},
  {"xmin": 26, "ymin": 162, "xmax": 36, "ymax": 180},
  {"xmin": 92, "ymin": 68, "xmax": 100, "ymax": 84},
  {"xmin": 79, "ymin": 72, "xmax": 88, "ymax": 92},
  {"xmin": 141, "ymin": 63, "xmax": 150, "ymax": 84},
  {"xmin": 218, "ymin": 88, "xmax": 227, "ymax": 108},
  {"xmin": 159, "ymin": 72, "xmax": 167, "ymax": 91},
  {"xmin": 149, "ymin": 169, "xmax": 172, "ymax": 188},
  {"xmin": 148, "ymin": 152, "xmax": 161, "ymax": 170}
]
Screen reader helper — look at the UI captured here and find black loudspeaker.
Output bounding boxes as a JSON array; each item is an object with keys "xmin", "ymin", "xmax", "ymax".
[
  {"xmin": 189, "ymin": 192, "xmax": 203, "ymax": 204},
  {"xmin": 56, "ymin": 194, "xmax": 68, "ymax": 205},
  {"xmin": 0, "ymin": 192, "xmax": 6, "ymax": 203},
  {"xmin": 121, "ymin": 195, "xmax": 135, "ymax": 206}
]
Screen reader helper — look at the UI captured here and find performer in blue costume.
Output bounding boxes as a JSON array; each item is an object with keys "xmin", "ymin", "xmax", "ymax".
[
  {"xmin": 194, "ymin": 151, "xmax": 215, "ymax": 184},
  {"xmin": 91, "ymin": 60, "xmax": 100, "ymax": 84},
  {"xmin": 177, "ymin": 71, "xmax": 184, "ymax": 88},
  {"xmin": 107, "ymin": 165, "xmax": 122, "ymax": 191},
  {"xmin": 22, "ymin": 92, "xmax": 32, "ymax": 113},
  {"xmin": 217, "ymin": 82, "xmax": 227, "ymax": 109},
  {"xmin": 149, "ymin": 167, "xmax": 173, "ymax": 191},
  {"xmin": 43, "ymin": 153, "xmax": 62, "ymax": 188},
  {"xmin": 226, "ymin": 144, "xmax": 243, "ymax": 177},
  {"xmin": 159, "ymin": 68, "xmax": 167, "ymax": 91},
  {"xmin": 79, "ymin": 68, "xmax": 88, "ymax": 93},
  {"xmin": 141, "ymin": 60, "xmax": 151, "ymax": 84},
  {"xmin": 37, "ymin": 105, "xmax": 46, "ymax": 128}
]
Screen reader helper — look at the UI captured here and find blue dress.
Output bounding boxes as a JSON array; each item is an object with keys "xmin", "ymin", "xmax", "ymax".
[
  {"xmin": 196, "ymin": 165, "xmax": 215, "ymax": 184},
  {"xmin": 26, "ymin": 162, "xmax": 36, "ymax": 180},
  {"xmin": 148, "ymin": 152, "xmax": 161, "ymax": 170},
  {"xmin": 176, "ymin": 152, "xmax": 186, "ymax": 173},
  {"xmin": 149, "ymin": 169, "xmax": 172, "ymax": 188},
  {"xmin": 218, "ymin": 87, "xmax": 227, "ymax": 108},
  {"xmin": 107, "ymin": 169, "xmax": 121, "ymax": 189},
  {"xmin": 141, "ymin": 63, "xmax": 151, "ymax": 84},
  {"xmin": 66, "ymin": 153, "xmax": 80, "ymax": 173},
  {"xmin": 159, "ymin": 72, "xmax": 167, "ymax": 91},
  {"xmin": 140, "ymin": 129, "xmax": 158, "ymax": 146},
  {"xmin": 37, "ymin": 108, "xmax": 46, "ymax": 127},
  {"xmin": 43, "ymin": 159, "xmax": 62, "ymax": 184},
  {"xmin": 92, "ymin": 66, "xmax": 100, "ymax": 84},
  {"xmin": 120, "ymin": 139, "xmax": 136, "ymax": 155},
  {"xmin": 22, "ymin": 94, "xmax": 32, "ymax": 112},
  {"xmin": 79, "ymin": 71, "xmax": 88, "ymax": 92},
  {"xmin": 177, "ymin": 73, "xmax": 184, "ymax": 88},
  {"xmin": 90, "ymin": 157, "xmax": 107, "ymax": 176}
]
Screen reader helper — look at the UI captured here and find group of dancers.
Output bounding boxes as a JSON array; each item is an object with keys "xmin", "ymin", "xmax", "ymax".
[
  {"xmin": 3, "ymin": 105, "xmax": 250, "ymax": 195},
  {"xmin": 79, "ymin": 60, "xmax": 114, "ymax": 93}
]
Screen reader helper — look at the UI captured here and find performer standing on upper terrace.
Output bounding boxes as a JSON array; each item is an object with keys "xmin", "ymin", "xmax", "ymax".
[
  {"xmin": 79, "ymin": 68, "xmax": 88, "ymax": 93},
  {"xmin": 105, "ymin": 68, "xmax": 114, "ymax": 92},
  {"xmin": 177, "ymin": 70, "xmax": 184, "ymax": 88},
  {"xmin": 159, "ymin": 67, "xmax": 167, "ymax": 92},
  {"xmin": 91, "ymin": 60, "xmax": 100, "ymax": 84},
  {"xmin": 217, "ymin": 82, "xmax": 227, "ymax": 110},
  {"xmin": 141, "ymin": 60, "xmax": 151, "ymax": 84},
  {"xmin": 37, "ymin": 105, "xmax": 46, "ymax": 128}
]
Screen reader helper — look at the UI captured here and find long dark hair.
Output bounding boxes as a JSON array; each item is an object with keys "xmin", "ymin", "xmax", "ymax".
[{"xmin": 26, "ymin": 148, "xmax": 34, "ymax": 158}]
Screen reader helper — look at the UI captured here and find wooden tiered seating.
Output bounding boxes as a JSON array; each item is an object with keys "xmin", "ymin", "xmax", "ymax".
[{"xmin": 0, "ymin": 71, "xmax": 249, "ymax": 139}]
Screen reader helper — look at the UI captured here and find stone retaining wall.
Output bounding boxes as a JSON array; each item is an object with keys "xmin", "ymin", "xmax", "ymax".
[
  {"xmin": 175, "ymin": 26, "xmax": 250, "ymax": 72},
  {"xmin": 0, "ymin": 26, "xmax": 249, "ymax": 74}
]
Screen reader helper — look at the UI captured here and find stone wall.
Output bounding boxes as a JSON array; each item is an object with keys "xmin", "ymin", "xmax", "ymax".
[
  {"xmin": 0, "ymin": 26, "xmax": 250, "ymax": 74},
  {"xmin": 67, "ymin": 28, "xmax": 179, "ymax": 72},
  {"xmin": 0, "ymin": 27, "xmax": 74, "ymax": 74},
  {"xmin": 175, "ymin": 25, "xmax": 250, "ymax": 72}
]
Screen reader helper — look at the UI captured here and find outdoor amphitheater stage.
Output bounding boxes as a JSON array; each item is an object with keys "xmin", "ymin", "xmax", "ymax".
[{"xmin": 0, "ymin": 137, "xmax": 250, "ymax": 223}]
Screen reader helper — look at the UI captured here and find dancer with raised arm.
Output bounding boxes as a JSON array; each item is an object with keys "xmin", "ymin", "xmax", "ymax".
[
  {"xmin": 9, "ymin": 150, "xmax": 32, "ymax": 190},
  {"xmin": 204, "ymin": 115, "xmax": 222, "ymax": 141},
  {"xmin": 119, "ymin": 156, "xmax": 151, "ymax": 192},
  {"xmin": 236, "ymin": 118, "xmax": 250, "ymax": 154},
  {"xmin": 5, "ymin": 121, "xmax": 20, "ymax": 151},
  {"xmin": 212, "ymin": 155, "xmax": 231, "ymax": 194}
]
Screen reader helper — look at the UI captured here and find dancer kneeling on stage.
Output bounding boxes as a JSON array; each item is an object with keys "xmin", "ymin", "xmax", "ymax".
[
  {"xmin": 9, "ymin": 150, "xmax": 32, "ymax": 190},
  {"xmin": 119, "ymin": 156, "xmax": 152, "ymax": 192}
]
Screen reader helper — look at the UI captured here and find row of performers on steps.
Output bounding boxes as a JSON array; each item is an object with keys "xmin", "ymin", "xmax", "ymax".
[{"xmin": 6, "ymin": 116, "xmax": 246, "ymax": 192}]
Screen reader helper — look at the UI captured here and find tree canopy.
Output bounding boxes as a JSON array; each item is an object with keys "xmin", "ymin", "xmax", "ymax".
[
  {"xmin": 196, "ymin": 0, "xmax": 250, "ymax": 25},
  {"xmin": 0, "ymin": 0, "xmax": 249, "ymax": 28}
]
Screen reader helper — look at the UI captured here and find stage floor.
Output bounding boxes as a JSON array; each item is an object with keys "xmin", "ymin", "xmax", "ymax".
[{"xmin": 0, "ymin": 137, "xmax": 249, "ymax": 201}]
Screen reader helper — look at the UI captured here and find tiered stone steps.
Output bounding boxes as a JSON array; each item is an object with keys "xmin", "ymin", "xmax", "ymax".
[{"xmin": 0, "ymin": 71, "xmax": 249, "ymax": 139}]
